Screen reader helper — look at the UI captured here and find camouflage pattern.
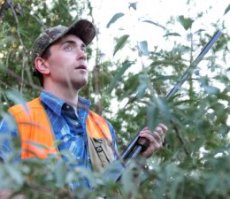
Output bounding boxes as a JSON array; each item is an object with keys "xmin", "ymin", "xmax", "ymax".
[{"xmin": 31, "ymin": 19, "xmax": 96, "ymax": 64}]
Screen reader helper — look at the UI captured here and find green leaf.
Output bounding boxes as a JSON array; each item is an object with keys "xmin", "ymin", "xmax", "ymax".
[
  {"xmin": 129, "ymin": 2, "xmax": 137, "ymax": 10},
  {"xmin": 138, "ymin": 41, "xmax": 149, "ymax": 56},
  {"xmin": 101, "ymin": 160, "xmax": 124, "ymax": 183},
  {"xmin": 164, "ymin": 32, "xmax": 181, "ymax": 37},
  {"xmin": 155, "ymin": 97, "xmax": 171, "ymax": 123},
  {"xmin": 136, "ymin": 74, "xmax": 148, "ymax": 98},
  {"xmin": 121, "ymin": 161, "xmax": 141, "ymax": 198},
  {"xmin": 147, "ymin": 102, "xmax": 158, "ymax": 130},
  {"xmin": 178, "ymin": 15, "xmax": 194, "ymax": 30},
  {"xmin": 203, "ymin": 85, "xmax": 220, "ymax": 95},
  {"xmin": 54, "ymin": 159, "xmax": 66, "ymax": 188},
  {"xmin": 113, "ymin": 34, "xmax": 129, "ymax": 56},
  {"xmin": 5, "ymin": 164, "xmax": 24, "ymax": 186},
  {"xmin": 224, "ymin": 4, "xmax": 230, "ymax": 15},
  {"xmin": 0, "ymin": 112, "xmax": 17, "ymax": 132},
  {"xmin": 106, "ymin": 12, "xmax": 125, "ymax": 28},
  {"xmin": 107, "ymin": 60, "xmax": 134, "ymax": 93},
  {"xmin": 205, "ymin": 175, "xmax": 219, "ymax": 194},
  {"xmin": 142, "ymin": 20, "xmax": 166, "ymax": 30},
  {"xmin": 6, "ymin": 89, "xmax": 29, "ymax": 112}
]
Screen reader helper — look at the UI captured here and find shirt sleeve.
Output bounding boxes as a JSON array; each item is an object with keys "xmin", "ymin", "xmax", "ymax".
[{"xmin": 0, "ymin": 113, "xmax": 18, "ymax": 161}]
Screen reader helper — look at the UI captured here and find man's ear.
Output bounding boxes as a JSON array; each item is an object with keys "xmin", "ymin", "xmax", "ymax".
[{"xmin": 34, "ymin": 57, "xmax": 50, "ymax": 75}]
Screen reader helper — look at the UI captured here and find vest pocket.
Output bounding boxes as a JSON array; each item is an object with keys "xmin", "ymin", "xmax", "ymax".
[{"xmin": 88, "ymin": 138, "xmax": 114, "ymax": 172}]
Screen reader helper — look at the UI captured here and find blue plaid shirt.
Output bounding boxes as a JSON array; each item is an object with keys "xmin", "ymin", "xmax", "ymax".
[
  {"xmin": 41, "ymin": 91, "xmax": 92, "ymax": 169},
  {"xmin": 0, "ymin": 91, "xmax": 118, "ymax": 187}
]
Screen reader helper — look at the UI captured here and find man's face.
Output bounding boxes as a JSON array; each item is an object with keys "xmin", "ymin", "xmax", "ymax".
[{"xmin": 43, "ymin": 34, "xmax": 89, "ymax": 90}]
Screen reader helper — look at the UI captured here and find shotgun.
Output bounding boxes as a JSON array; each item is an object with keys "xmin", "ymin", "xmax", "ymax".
[
  {"xmin": 104, "ymin": 30, "xmax": 223, "ymax": 183},
  {"xmin": 120, "ymin": 3, "xmax": 230, "ymax": 163},
  {"xmin": 120, "ymin": 30, "xmax": 222, "ymax": 163},
  {"xmin": 105, "ymin": 3, "xmax": 230, "ymax": 184}
]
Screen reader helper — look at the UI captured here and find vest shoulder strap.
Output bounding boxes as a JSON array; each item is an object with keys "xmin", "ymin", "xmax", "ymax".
[
  {"xmin": 86, "ymin": 111, "xmax": 112, "ymax": 141},
  {"xmin": 86, "ymin": 110, "xmax": 115, "ymax": 171}
]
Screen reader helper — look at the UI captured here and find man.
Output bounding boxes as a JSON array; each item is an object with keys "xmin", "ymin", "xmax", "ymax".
[{"xmin": 0, "ymin": 19, "xmax": 168, "ymax": 187}]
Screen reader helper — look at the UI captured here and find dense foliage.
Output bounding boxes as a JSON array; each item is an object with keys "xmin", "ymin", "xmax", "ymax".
[{"xmin": 0, "ymin": 0, "xmax": 230, "ymax": 198}]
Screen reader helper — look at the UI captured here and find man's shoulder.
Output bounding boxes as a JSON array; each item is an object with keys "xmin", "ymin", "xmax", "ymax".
[{"xmin": 8, "ymin": 97, "xmax": 41, "ymax": 116}]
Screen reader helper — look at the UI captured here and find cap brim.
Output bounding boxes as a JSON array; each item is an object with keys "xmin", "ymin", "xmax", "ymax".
[{"xmin": 64, "ymin": 19, "xmax": 96, "ymax": 45}]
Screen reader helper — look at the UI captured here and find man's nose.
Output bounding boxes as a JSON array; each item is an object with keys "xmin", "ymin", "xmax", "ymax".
[{"xmin": 77, "ymin": 48, "xmax": 86, "ymax": 60}]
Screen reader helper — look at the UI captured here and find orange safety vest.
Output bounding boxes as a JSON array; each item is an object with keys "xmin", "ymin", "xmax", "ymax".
[{"xmin": 8, "ymin": 98, "xmax": 114, "ymax": 167}]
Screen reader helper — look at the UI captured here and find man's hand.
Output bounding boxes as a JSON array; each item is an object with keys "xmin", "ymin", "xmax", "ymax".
[{"xmin": 139, "ymin": 123, "xmax": 168, "ymax": 158}]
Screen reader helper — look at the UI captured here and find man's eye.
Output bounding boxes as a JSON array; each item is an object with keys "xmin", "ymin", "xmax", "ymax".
[{"xmin": 64, "ymin": 45, "xmax": 74, "ymax": 51}]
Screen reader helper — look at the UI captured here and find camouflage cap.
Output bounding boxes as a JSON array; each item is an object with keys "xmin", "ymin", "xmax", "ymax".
[{"xmin": 31, "ymin": 19, "xmax": 96, "ymax": 64}]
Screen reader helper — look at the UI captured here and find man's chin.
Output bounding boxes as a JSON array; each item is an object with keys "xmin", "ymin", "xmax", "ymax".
[{"xmin": 72, "ymin": 79, "xmax": 88, "ymax": 90}]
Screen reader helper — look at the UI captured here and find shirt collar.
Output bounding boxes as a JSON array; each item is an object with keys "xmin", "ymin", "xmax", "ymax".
[{"xmin": 40, "ymin": 90, "xmax": 91, "ymax": 116}]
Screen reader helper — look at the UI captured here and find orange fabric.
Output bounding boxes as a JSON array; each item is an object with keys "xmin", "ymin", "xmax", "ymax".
[
  {"xmin": 8, "ymin": 97, "xmax": 112, "ymax": 159},
  {"xmin": 8, "ymin": 98, "xmax": 56, "ymax": 159},
  {"xmin": 86, "ymin": 111, "xmax": 112, "ymax": 143}
]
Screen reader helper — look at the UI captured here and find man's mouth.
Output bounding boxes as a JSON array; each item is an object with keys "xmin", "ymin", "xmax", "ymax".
[{"xmin": 75, "ymin": 65, "xmax": 87, "ymax": 70}]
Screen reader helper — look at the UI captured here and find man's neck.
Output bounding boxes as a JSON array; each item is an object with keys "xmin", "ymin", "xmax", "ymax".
[{"xmin": 43, "ymin": 84, "xmax": 79, "ymax": 106}]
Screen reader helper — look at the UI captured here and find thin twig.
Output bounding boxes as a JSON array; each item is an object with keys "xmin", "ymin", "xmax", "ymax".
[
  {"xmin": 8, "ymin": 1, "xmax": 27, "ymax": 93},
  {"xmin": 5, "ymin": 67, "xmax": 41, "ymax": 91}
]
